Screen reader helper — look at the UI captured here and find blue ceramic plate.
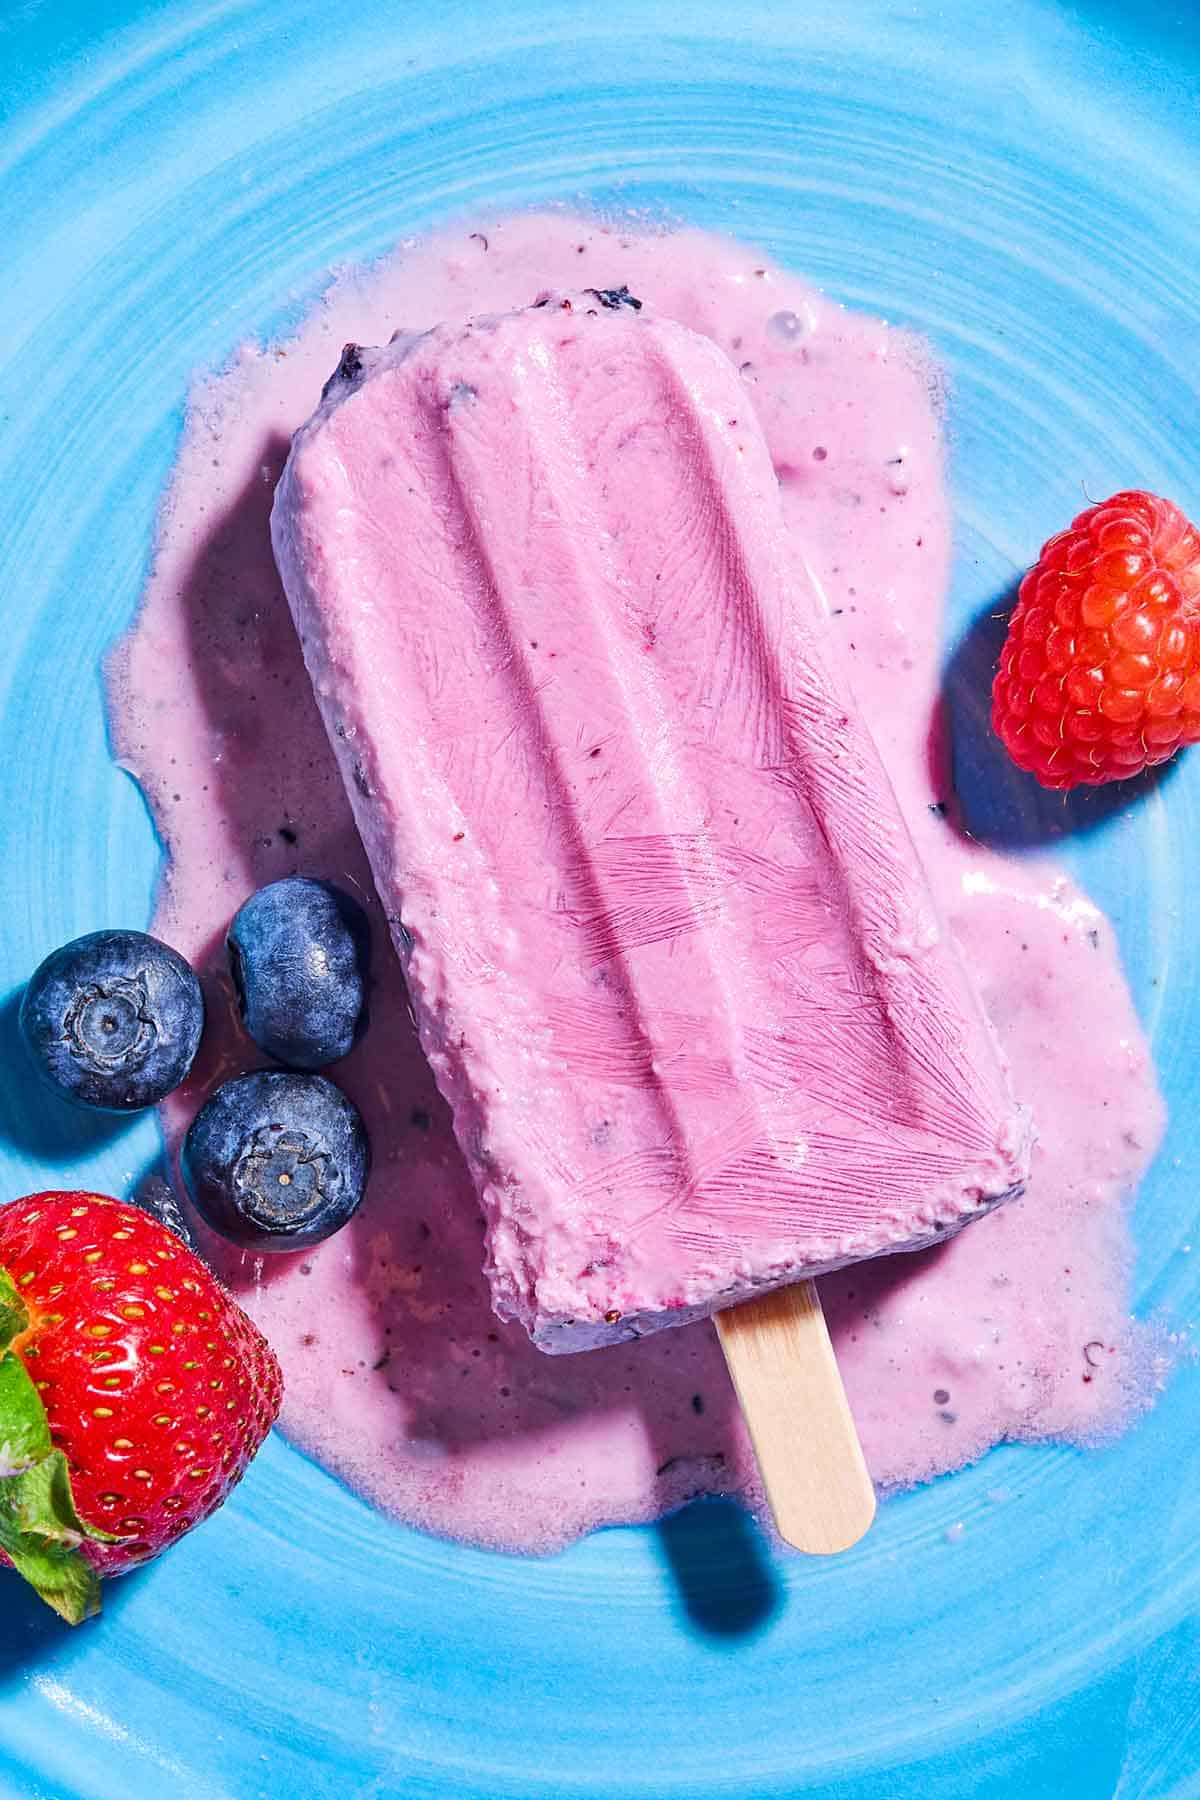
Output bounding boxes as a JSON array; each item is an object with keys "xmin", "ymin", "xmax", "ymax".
[{"xmin": 2, "ymin": 3, "xmax": 1199, "ymax": 1795}]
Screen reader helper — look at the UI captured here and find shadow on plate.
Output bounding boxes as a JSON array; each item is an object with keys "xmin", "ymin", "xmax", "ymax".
[
  {"xmin": 0, "ymin": 1563, "xmax": 146, "ymax": 1684},
  {"xmin": 0, "ymin": 987, "xmax": 132, "ymax": 1163},
  {"xmin": 939, "ymin": 582, "xmax": 1177, "ymax": 849},
  {"xmin": 656, "ymin": 1497, "xmax": 782, "ymax": 1640}
]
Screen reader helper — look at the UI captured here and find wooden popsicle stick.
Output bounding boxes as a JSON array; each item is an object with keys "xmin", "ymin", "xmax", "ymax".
[{"xmin": 715, "ymin": 1278, "xmax": 876, "ymax": 1555}]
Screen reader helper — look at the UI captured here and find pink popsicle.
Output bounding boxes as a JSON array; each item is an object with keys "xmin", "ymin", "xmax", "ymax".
[{"xmin": 271, "ymin": 292, "xmax": 1030, "ymax": 1356}]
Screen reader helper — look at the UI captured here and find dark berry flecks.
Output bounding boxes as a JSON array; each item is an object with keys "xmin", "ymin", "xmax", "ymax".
[
  {"xmin": 320, "ymin": 342, "xmax": 366, "ymax": 401},
  {"xmin": 182, "ymin": 1069, "xmax": 371, "ymax": 1253},
  {"xmin": 19, "ymin": 929, "xmax": 204, "ymax": 1111},
  {"xmin": 227, "ymin": 876, "xmax": 370, "ymax": 1070},
  {"xmin": 584, "ymin": 285, "xmax": 643, "ymax": 311}
]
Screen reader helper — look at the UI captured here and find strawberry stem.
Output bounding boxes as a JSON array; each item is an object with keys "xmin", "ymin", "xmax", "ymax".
[{"xmin": 0, "ymin": 1264, "xmax": 120, "ymax": 1625}]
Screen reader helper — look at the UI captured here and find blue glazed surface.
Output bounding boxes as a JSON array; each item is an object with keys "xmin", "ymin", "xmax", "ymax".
[{"xmin": 1, "ymin": 3, "xmax": 1199, "ymax": 1795}]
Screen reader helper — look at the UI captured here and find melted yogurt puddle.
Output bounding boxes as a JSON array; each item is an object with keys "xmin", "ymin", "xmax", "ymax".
[{"xmin": 110, "ymin": 213, "xmax": 1165, "ymax": 1552}]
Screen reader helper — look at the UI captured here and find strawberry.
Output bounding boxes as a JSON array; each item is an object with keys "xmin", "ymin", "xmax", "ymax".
[
  {"xmin": 0, "ymin": 1191, "xmax": 282, "ymax": 1623},
  {"xmin": 992, "ymin": 489, "xmax": 1200, "ymax": 788}
]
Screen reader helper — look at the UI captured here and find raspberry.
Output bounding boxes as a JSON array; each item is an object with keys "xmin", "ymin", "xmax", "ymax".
[{"xmin": 992, "ymin": 490, "xmax": 1200, "ymax": 788}]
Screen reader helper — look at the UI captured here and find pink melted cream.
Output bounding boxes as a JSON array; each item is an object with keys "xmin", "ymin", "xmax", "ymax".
[{"xmin": 111, "ymin": 213, "xmax": 1165, "ymax": 1552}]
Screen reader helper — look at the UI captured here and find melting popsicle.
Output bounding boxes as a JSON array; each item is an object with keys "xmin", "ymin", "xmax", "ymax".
[{"xmin": 271, "ymin": 292, "xmax": 1030, "ymax": 1545}]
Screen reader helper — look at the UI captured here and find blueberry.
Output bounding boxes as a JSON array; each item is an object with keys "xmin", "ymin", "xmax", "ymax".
[
  {"xmin": 227, "ymin": 877, "xmax": 369, "ymax": 1070},
  {"xmin": 182, "ymin": 1070, "xmax": 370, "ymax": 1252},
  {"xmin": 19, "ymin": 929, "xmax": 204, "ymax": 1111}
]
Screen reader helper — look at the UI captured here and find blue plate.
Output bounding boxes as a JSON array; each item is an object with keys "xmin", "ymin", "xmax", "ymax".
[{"xmin": 2, "ymin": 3, "xmax": 1199, "ymax": 1795}]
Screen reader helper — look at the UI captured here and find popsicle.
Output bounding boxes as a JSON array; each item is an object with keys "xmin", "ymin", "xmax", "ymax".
[{"xmin": 271, "ymin": 291, "xmax": 1030, "ymax": 1545}]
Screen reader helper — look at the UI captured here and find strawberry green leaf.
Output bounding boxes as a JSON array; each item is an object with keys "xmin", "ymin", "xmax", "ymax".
[
  {"xmin": 0, "ymin": 1465, "xmax": 104, "ymax": 1624},
  {"xmin": 2, "ymin": 1538, "xmax": 101, "ymax": 1624},
  {"xmin": 0, "ymin": 1445, "xmax": 120, "ymax": 1626},
  {"xmin": 0, "ymin": 1260, "xmax": 122, "ymax": 1625},
  {"xmin": 7, "ymin": 1448, "xmax": 121, "ymax": 1547},
  {"xmin": 0, "ymin": 1267, "xmax": 29, "ymax": 1355},
  {"xmin": 0, "ymin": 1348, "xmax": 51, "ymax": 1471}
]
